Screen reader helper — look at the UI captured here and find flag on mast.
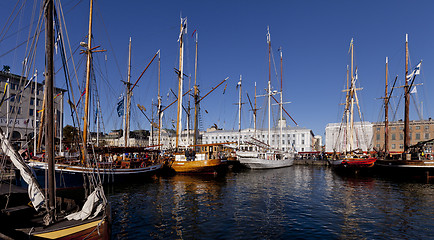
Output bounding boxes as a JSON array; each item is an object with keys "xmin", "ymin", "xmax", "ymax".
[{"xmin": 406, "ymin": 61, "xmax": 422, "ymax": 80}]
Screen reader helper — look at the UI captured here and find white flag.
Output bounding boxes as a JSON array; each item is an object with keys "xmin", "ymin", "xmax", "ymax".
[
  {"xmin": 410, "ymin": 86, "xmax": 417, "ymax": 94},
  {"xmin": 406, "ymin": 61, "xmax": 422, "ymax": 80}
]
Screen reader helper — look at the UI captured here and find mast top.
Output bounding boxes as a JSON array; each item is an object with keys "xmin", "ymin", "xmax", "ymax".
[
  {"xmin": 266, "ymin": 26, "xmax": 270, "ymax": 44},
  {"xmin": 386, "ymin": 56, "xmax": 388, "ymax": 63},
  {"xmin": 406, "ymin": 34, "xmax": 408, "ymax": 42}
]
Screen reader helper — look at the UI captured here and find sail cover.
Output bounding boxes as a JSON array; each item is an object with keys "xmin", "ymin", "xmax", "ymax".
[
  {"xmin": 0, "ymin": 132, "xmax": 45, "ymax": 211},
  {"xmin": 66, "ymin": 187, "xmax": 105, "ymax": 221}
]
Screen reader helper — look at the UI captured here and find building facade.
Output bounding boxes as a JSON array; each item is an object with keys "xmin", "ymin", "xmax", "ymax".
[
  {"xmin": 202, "ymin": 124, "xmax": 318, "ymax": 153},
  {"xmin": 372, "ymin": 119, "xmax": 434, "ymax": 153},
  {"xmin": 0, "ymin": 71, "xmax": 64, "ymax": 149}
]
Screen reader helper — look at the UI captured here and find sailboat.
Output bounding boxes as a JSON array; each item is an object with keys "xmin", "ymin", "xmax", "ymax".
[
  {"xmin": 375, "ymin": 34, "xmax": 434, "ymax": 180},
  {"xmin": 169, "ymin": 18, "xmax": 228, "ymax": 174},
  {"xmin": 28, "ymin": 5, "xmax": 162, "ymax": 187},
  {"xmin": 330, "ymin": 38, "xmax": 377, "ymax": 171},
  {"xmin": 236, "ymin": 27, "xmax": 295, "ymax": 169},
  {"xmin": 0, "ymin": 0, "xmax": 110, "ymax": 238}
]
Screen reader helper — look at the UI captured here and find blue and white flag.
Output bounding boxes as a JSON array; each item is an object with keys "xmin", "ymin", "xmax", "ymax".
[
  {"xmin": 117, "ymin": 98, "xmax": 124, "ymax": 117},
  {"xmin": 406, "ymin": 61, "xmax": 422, "ymax": 80}
]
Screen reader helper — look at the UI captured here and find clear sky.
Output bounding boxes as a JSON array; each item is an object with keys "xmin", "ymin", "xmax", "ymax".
[{"xmin": 1, "ymin": 0, "xmax": 434, "ymax": 140}]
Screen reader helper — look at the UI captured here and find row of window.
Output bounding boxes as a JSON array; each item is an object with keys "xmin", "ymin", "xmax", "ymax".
[
  {"xmin": 207, "ymin": 133, "xmax": 305, "ymax": 140},
  {"xmin": 376, "ymin": 125, "xmax": 430, "ymax": 131},
  {"xmin": 376, "ymin": 133, "xmax": 430, "ymax": 141}
]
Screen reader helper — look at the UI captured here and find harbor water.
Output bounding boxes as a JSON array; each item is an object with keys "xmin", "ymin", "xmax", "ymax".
[{"xmin": 106, "ymin": 166, "xmax": 434, "ymax": 239}]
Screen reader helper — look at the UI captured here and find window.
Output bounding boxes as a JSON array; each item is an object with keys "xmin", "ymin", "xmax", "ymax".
[
  {"xmin": 29, "ymin": 109, "xmax": 34, "ymax": 116},
  {"xmin": 410, "ymin": 133, "xmax": 412, "ymax": 140},
  {"xmin": 292, "ymin": 140, "xmax": 295, "ymax": 144},
  {"xmin": 376, "ymin": 144, "xmax": 380, "ymax": 148},
  {"xmin": 392, "ymin": 144, "xmax": 396, "ymax": 149},
  {"xmin": 30, "ymin": 97, "xmax": 34, "ymax": 105},
  {"xmin": 400, "ymin": 134, "xmax": 403, "ymax": 140},
  {"xmin": 399, "ymin": 144, "xmax": 403, "ymax": 149},
  {"xmin": 282, "ymin": 140, "xmax": 285, "ymax": 144},
  {"xmin": 10, "ymin": 94, "xmax": 16, "ymax": 102},
  {"xmin": 302, "ymin": 134, "xmax": 305, "ymax": 138},
  {"xmin": 399, "ymin": 126, "xmax": 404, "ymax": 130},
  {"xmin": 392, "ymin": 134, "xmax": 396, "ymax": 140},
  {"xmin": 293, "ymin": 134, "xmax": 295, "ymax": 138},
  {"xmin": 376, "ymin": 127, "xmax": 380, "ymax": 131},
  {"xmin": 425, "ymin": 126, "xmax": 429, "ymax": 130},
  {"xmin": 376, "ymin": 134, "xmax": 380, "ymax": 140},
  {"xmin": 416, "ymin": 126, "xmax": 421, "ymax": 130},
  {"xmin": 391, "ymin": 127, "xmax": 396, "ymax": 130},
  {"xmin": 425, "ymin": 133, "xmax": 430, "ymax": 139},
  {"xmin": 302, "ymin": 140, "xmax": 305, "ymax": 144},
  {"xmin": 416, "ymin": 133, "xmax": 420, "ymax": 140}
]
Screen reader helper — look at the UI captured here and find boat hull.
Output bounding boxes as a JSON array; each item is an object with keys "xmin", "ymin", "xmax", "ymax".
[
  {"xmin": 171, "ymin": 159, "xmax": 224, "ymax": 173},
  {"xmin": 238, "ymin": 157, "xmax": 294, "ymax": 169},
  {"xmin": 26, "ymin": 161, "xmax": 162, "ymax": 188},
  {"xmin": 375, "ymin": 159, "xmax": 434, "ymax": 180}
]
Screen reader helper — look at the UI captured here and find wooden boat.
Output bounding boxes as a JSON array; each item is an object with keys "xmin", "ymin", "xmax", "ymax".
[
  {"xmin": 236, "ymin": 27, "xmax": 295, "ymax": 169},
  {"xmin": 0, "ymin": 1, "xmax": 110, "ymax": 238},
  {"xmin": 375, "ymin": 34, "xmax": 434, "ymax": 180},
  {"xmin": 26, "ymin": 147, "xmax": 162, "ymax": 188},
  {"xmin": 169, "ymin": 18, "xmax": 228, "ymax": 173},
  {"xmin": 330, "ymin": 38, "xmax": 377, "ymax": 171}
]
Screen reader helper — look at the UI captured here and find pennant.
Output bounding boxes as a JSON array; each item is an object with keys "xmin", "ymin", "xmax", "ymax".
[
  {"xmin": 191, "ymin": 29, "xmax": 197, "ymax": 38},
  {"xmin": 223, "ymin": 83, "xmax": 227, "ymax": 94},
  {"xmin": 410, "ymin": 86, "xmax": 417, "ymax": 94}
]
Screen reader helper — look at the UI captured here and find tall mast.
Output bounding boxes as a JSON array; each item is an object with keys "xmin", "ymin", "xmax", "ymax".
[
  {"xmin": 267, "ymin": 26, "xmax": 271, "ymax": 146},
  {"xmin": 349, "ymin": 38, "xmax": 354, "ymax": 152},
  {"xmin": 279, "ymin": 47, "xmax": 283, "ymax": 150},
  {"xmin": 237, "ymin": 75, "xmax": 242, "ymax": 148},
  {"xmin": 44, "ymin": 0, "xmax": 55, "ymax": 221},
  {"xmin": 384, "ymin": 57, "xmax": 389, "ymax": 153},
  {"xmin": 175, "ymin": 17, "xmax": 187, "ymax": 149},
  {"xmin": 345, "ymin": 65, "xmax": 349, "ymax": 154},
  {"xmin": 124, "ymin": 37, "xmax": 132, "ymax": 147},
  {"xmin": 193, "ymin": 31, "xmax": 199, "ymax": 147},
  {"xmin": 404, "ymin": 34, "xmax": 410, "ymax": 154},
  {"xmin": 82, "ymin": 0, "xmax": 93, "ymax": 151},
  {"xmin": 254, "ymin": 82, "xmax": 257, "ymax": 136},
  {"xmin": 33, "ymin": 70, "xmax": 37, "ymax": 156},
  {"xmin": 157, "ymin": 51, "xmax": 161, "ymax": 150}
]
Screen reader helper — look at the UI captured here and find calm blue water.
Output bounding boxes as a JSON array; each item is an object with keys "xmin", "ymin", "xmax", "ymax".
[{"xmin": 106, "ymin": 166, "xmax": 434, "ymax": 239}]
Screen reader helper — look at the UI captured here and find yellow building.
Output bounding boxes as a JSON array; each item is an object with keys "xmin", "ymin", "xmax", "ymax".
[{"xmin": 372, "ymin": 119, "xmax": 434, "ymax": 153}]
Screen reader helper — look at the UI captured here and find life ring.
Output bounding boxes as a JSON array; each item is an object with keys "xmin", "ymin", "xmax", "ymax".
[{"xmin": 140, "ymin": 162, "xmax": 145, "ymax": 168}]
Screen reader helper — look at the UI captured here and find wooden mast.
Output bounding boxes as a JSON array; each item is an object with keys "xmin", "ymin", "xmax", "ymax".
[
  {"xmin": 158, "ymin": 51, "xmax": 161, "ymax": 150},
  {"xmin": 44, "ymin": 0, "xmax": 56, "ymax": 222},
  {"xmin": 124, "ymin": 37, "xmax": 132, "ymax": 147},
  {"xmin": 384, "ymin": 57, "xmax": 389, "ymax": 154},
  {"xmin": 82, "ymin": 0, "xmax": 93, "ymax": 153},
  {"xmin": 175, "ymin": 18, "xmax": 186, "ymax": 149},
  {"xmin": 349, "ymin": 38, "xmax": 354, "ymax": 153},
  {"xmin": 193, "ymin": 31, "xmax": 199, "ymax": 147},
  {"xmin": 279, "ymin": 47, "xmax": 283, "ymax": 150},
  {"xmin": 404, "ymin": 34, "xmax": 410, "ymax": 155},
  {"xmin": 238, "ymin": 75, "xmax": 242, "ymax": 149}
]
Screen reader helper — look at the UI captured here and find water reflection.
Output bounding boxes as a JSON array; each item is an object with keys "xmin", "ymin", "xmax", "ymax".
[{"xmin": 107, "ymin": 166, "xmax": 434, "ymax": 239}]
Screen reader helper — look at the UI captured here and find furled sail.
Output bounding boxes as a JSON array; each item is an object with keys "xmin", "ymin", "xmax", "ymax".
[{"xmin": 0, "ymin": 130, "xmax": 45, "ymax": 211}]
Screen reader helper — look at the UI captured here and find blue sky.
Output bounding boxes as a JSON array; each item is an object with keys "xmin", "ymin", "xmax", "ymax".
[{"xmin": 1, "ymin": 0, "xmax": 433, "ymax": 140}]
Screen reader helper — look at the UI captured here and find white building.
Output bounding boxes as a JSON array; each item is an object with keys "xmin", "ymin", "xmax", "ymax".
[
  {"xmin": 202, "ymin": 122, "xmax": 317, "ymax": 153},
  {"xmin": 325, "ymin": 121, "xmax": 374, "ymax": 153}
]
